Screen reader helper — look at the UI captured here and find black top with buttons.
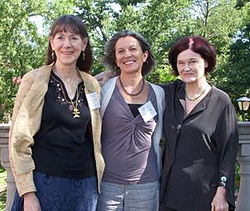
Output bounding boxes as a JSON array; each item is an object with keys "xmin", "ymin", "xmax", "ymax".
[
  {"xmin": 32, "ymin": 72, "xmax": 96, "ymax": 178},
  {"xmin": 160, "ymin": 80, "xmax": 238, "ymax": 211}
]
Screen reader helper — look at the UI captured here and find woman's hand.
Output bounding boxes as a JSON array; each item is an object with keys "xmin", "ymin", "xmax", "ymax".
[
  {"xmin": 24, "ymin": 192, "xmax": 41, "ymax": 211},
  {"xmin": 211, "ymin": 187, "xmax": 229, "ymax": 211},
  {"xmin": 94, "ymin": 71, "xmax": 115, "ymax": 86},
  {"xmin": 12, "ymin": 77, "xmax": 22, "ymax": 85}
]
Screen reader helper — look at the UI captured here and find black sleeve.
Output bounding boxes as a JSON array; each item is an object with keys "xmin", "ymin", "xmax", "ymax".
[{"xmin": 215, "ymin": 102, "xmax": 239, "ymax": 208}]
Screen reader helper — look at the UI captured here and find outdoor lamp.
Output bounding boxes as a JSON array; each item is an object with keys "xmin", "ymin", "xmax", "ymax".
[
  {"xmin": 237, "ymin": 97, "xmax": 250, "ymax": 111},
  {"xmin": 237, "ymin": 96, "xmax": 250, "ymax": 121}
]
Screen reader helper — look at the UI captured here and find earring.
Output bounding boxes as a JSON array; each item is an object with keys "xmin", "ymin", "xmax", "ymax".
[
  {"xmin": 51, "ymin": 50, "xmax": 55, "ymax": 60},
  {"xmin": 82, "ymin": 51, "xmax": 85, "ymax": 61}
]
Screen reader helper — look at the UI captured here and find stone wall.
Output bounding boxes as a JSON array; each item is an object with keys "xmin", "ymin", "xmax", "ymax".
[
  {"xmin": 0, "ymin": 124, "xmax": 15, "ymax": 211},
  {"xmin": 1, "ymin": 122, "xmax": 250, "ymax": 210},
  {"xmin": 236, "ymin": 122, "xmax": 250, "ymax": 211}
]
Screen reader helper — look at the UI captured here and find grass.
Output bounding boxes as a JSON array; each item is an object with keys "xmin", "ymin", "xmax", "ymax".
[
  {"xmin": 0, "ymin": 191, "xmax": 6, "ymax": 211},
  {"xmin": 0, "ymin": 166, "xmax": 6, "ymax": 211},
  {"xmin": 0, "ymin": 167, "xmax": 6, "ymax": 188},
  {"xmin": 235, "ymin": 162, "xmax": 240, "ymax": 192}
]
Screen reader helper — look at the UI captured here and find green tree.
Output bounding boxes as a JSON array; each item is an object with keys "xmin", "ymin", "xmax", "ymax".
[
  {"xmin": 190, "ymin": 0, "xmax": 242, "ymax": 65},
  {"xmin": 140, "ymin": 0, "xmax": 193, "ymax": 83},
  {"xmin": 1, "ymin": 0, "xmax": 248, "ymax": 121},
  {"xmin": 0, "ymin": 0, "xmax": 75, "ymax": 122},
  {"xmin": 216, "ymin": 1, "xmax": 250, "ymax": 119},
  {"xmin": 75, "ymin": 0, "xmax": 194, "ymax": 83},
  {"xmin": 74, "ymin": 0, "xmax": 147, "ymax": 75}
]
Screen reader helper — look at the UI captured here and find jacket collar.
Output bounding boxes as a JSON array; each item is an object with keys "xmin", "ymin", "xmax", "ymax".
[
  {"xmin": 78, "ymin": 71, "xmax": 99, "ymax": 94},
  {"xmin": 36, "ymin": 64, "xmax": 98, "ymax": 94}
]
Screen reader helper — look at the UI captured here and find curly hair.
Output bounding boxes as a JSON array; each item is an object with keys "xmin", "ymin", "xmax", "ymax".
[{"xmin": 103, "ymin": 30, "xmax": 155, "ymax": 76}]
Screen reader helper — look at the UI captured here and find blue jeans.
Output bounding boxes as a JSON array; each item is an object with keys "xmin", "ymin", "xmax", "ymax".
[
  {"xmin": 11, "ymin": 171, "xmax": 98, "ymax": 211},
  {"xmin": 97, "ymin": 181, "xmax": 159, "ymax": 211}
]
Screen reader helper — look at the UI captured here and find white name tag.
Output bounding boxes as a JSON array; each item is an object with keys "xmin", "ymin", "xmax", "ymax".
[
  {"xmin": 86, "ymin": 92, "xmax": 101, "ymax": 110},
  {"xmin": 138, "ymin": 101, "xmax": 157, "ymax": 123}
]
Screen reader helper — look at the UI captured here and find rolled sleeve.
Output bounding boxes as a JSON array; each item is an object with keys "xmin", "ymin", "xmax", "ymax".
[{"xmin": 15, "ymin": 171, "xmax": 36, "ymax": 197}]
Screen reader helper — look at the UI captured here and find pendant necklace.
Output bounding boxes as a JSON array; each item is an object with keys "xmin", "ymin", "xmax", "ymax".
[
  {"xmin": 70, "ymin": 88, "xmax": 80, "ymax": 118},
  {"xmin": 185, "ymin": 84, "xmax": 209, "ymax": 101},
  {"xmin": 52, "ymin": 69, "xmax": 81, "ymax": 118},
  {"xmin": 60, "ymin": 82, "xmax": 81, "ymax": 118},
  {"xmin": 119, "ymin": 76, "xmax": 145, "ymax": 96}
]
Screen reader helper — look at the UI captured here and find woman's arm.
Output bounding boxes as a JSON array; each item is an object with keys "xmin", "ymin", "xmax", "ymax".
[
  {"xmin": 24, "ymin": 192, "xmax": 41, "ymax": 211},
  {"xmin": 9, "ymin": 72, "xmax": 37, "ymax": 196},
  {"xmin": 211, "ymin": 187, "xmax": 229, "ymax": 211},
  {"xmin": 213, "ymin": 100, "xmax": 239, "ymax": 210},
  {"xmin": 94, "ymin": 71, "xmax": 117, "ymax": 86}
]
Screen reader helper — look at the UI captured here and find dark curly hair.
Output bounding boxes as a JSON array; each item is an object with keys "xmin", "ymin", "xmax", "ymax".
[{"xmin": 103, "ymin": 30, "xmax": 155, "ymax": 76}]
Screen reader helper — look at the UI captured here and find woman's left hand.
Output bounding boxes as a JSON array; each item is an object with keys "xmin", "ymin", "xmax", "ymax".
[
  {"xmin": 211, "ymin": 187, "xmax": 229, "ymax": 211},
  {"xmin": 12, "ymin": 77, "xmax": 22, "ymax": 85},
  {"xmin": 94, "ymin": 71, "xmax": 115, "ymax": 86}
]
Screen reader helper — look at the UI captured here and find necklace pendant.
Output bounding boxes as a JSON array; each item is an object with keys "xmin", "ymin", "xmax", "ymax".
[{"xmin": 72, "ymin": 108, "xmax": 80, "ymax": 118}]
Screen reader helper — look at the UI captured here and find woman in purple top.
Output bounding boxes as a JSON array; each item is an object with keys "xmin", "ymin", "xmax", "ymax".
[
  {"xmin": 96, "ymin": 35, "xmax": 238, "ymax": 211},
  {"xmin": 97, "ymin": 30, "xmax": 165, "ymax": 211}
]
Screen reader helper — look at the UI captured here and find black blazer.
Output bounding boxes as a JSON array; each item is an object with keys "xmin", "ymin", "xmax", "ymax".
[{"xmin": 160, "ymin": 80, "xmax": 238, "ymax": 211}]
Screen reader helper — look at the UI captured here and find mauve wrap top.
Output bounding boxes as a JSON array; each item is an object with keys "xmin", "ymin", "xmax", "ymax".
[{"xmin": 102, "ymin": 85, "xmax": 159, "ymax": 184}]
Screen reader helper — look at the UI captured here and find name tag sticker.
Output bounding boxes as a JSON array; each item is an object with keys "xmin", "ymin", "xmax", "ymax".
[
  {"xmin": 138, "ymin": 101, "xmax": 157, "ymax": 123},
  {"xmin": 86, "ymin": 92, "xmax": 100, "ymax": 110}
]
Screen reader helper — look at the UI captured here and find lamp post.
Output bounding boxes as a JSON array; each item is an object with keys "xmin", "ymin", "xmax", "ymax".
[{"xmin": 237, "ymin": 97, "xmax": 250, "ymax": 121}]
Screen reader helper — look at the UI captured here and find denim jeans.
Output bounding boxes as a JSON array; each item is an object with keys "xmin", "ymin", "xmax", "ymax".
[
  {"xmin": 97, "ymin": 180, "xmax": 159, "ymax": 211},
  {"xmin": 11, "ymin": 171, "xmax": 98, "ymax": 211}
]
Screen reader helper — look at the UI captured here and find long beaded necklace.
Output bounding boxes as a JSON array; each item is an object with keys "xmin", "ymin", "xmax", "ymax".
[
  {"xmin": 119, "ymin": 76, "xmax": 145, "ymax": 96},
  {"xmin": 185, "ymin": 84, "xmax": 208, "ymax": 101},
  {"xmin": 52, "ymin": 72, "xmax": 81, "ymax": 118}
]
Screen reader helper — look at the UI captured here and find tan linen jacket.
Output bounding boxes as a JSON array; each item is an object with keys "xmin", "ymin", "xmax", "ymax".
[{"xmin": 9, "ymin": 65, "xmax": 104, "ymax": 196}]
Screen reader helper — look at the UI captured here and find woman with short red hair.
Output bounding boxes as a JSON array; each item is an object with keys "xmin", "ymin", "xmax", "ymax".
[{"xmin": 160, "ymin": 36, "xmax": 238, "ymax": 211}]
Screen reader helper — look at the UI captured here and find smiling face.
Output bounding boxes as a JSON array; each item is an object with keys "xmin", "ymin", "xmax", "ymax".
[
  {"xmin": 177, "ymin": 49, "xmax": 208, "ymax": 84},
  {"xmin": 50, "ymin": 31, "xmax": 88, "ymax": 67},
  {"xmin": 115, "ymin": 36, "xmax": 148, "ymax": 75}
]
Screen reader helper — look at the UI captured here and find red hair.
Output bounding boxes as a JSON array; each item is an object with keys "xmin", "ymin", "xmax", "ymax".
[{"xmin": 168, "ymin": 36, "xmax": 216, "ymax": 76}]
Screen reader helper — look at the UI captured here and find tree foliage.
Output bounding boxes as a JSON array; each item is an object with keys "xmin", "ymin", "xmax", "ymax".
[
  {"xmin": 0, "ymin": 0, "xmax": 75, "ymax": 122},
  {"xmin": 214, "ymin": 1, "xmax": 250, "ymax": 119},
  {"xmin": 0, "ymin": 0, "xmax": 249, "ymax": 122}
]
